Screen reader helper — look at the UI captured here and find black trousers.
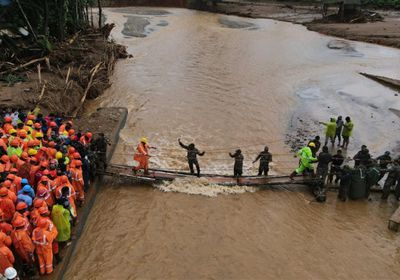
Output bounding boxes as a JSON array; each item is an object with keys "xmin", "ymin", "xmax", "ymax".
[
  {"xmin": 188, "ymin": 159, "xmax": 200, "ymax": 176},
  {"xmin": 258, "ymin": 164, "xmax": 269, "ymax": 176}
]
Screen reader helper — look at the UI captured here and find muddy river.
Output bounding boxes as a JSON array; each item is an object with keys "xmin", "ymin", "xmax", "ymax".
[{"xmin": 66, "ymin": 8, "xmax": 400, "ymax": 279}]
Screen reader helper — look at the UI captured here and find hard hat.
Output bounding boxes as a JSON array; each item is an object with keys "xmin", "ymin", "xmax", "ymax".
[
  {"xmin": 35, "ymin": 132, "xmax": 43, "ymax": 138},
  {"xmin": 33, "ymin": 139, "xmax": 40, "ymax": 146},
  {"xmin": 28, "ymin": 148, "xmax": 37, "ymax": 156},
  {"xmin": 40, "ymin": 161, "xmax": 48, "ymax": 168},
  {"xmin": 0, "ymin": 188, "xmax": 8, "ymax": 197},
  {"xmin": 27, "ymin": 114, "xmax": 35, "ymax": 120},
  {"xmin": 68, "ymin": 129, "xmax": 75, "ymax": 136},
  {"xmin": 30, "ymin": 157, "xmax": 38, "ymax": 164},
  {"xmin": 140, "ymin": 137, "xmax": 148, "ymax": 144},
  {"xmin": 40, "ymin": 175, "xmax": 49, "ymax": 182},
  {"xmin": 1, "ymin": 155, "xmax": 9, "ymax": 162},
  {"xmin": 62, "ymin": 131, "xmax": 68, "ymax": 136},
  {"xmin": 34, "ymin": 123, "xmax": 41, "ymax": 129},
  {"xmin": 6, "ymin": 174, "xmax": 14, "ymax": 180},
  {"xmin": 68, "ymin": 147, "xmax": 76, "ymax": 154},
  {"xmin": 43, "ymin": 170, "xmax": 50, "ymax": 176},
  {"xmin": 9, "ymin": 129, "xmax": 16, "ymax": 135},
  {"xmin": 39, "ymin": 206, "xmax": 49, "ymax": 215},
  {"xmin": 4, "ymin": 267, "xmax": 18, "ymax": 279},
  {"xmin": 74, "ymin": 160, "xmax": 82, "ymax": 167},
  {"xmin": 27, "ymin": 140, "xmax": 35, "ymax": 147},
  {"xmin": 21, "ymin": 178, "xmax": 28, "ymax": 185},
  {"xmin": 10, "ymin": 138, "xmax": 19, "ymax": 147},
  {"xmin": 10, "ymin": 168, "xmax": 17, "ymax": 174},
  {"xmin": 2, "ymin": 180, "xmax": 11, "ymax": 188},
  {"xmin": 3, "ymin": 116, "xmax": 12, "ymax": 123},
  {"xmin": 73, "ymin": 152, "xmax": 81, "ymax": 159},
  {"xmin": 26, "ymin": 120, "xmax": 33, "ymax": 126},
  {"xmin": 21, "ymin": 152, "xmax": 29, "ymax": 160},
  {"xmin": 48, "ymin": 141, "xmax": 56, "ymax": 147},
  {"xmin": 50, "ymin": 121, "xmax": 57, "ymax": 127},
  {"xmin": 16, "ymin": 201, "xmax": 27, "ymax": 211},
  {"xmin": 308, "ymin": 142, "xmax": 316, "ymax": 148},
  {"xmin": 56, "ymin": 152, "xmax": 63, "ymax": 159},
  {"xmin": 22, "ymin": 185, "xmax": 31, "ymax": 193},
  {"xmin": 34, "ymin": 199, "xmax": 45, "ymax": 208},
  {"xmin": 12, "ymin": 217, "xmax": 26, "ymax": 228},
  {"xmin": 10, "ymin": 155, "xmax": 18, "ymax": 163},
  {"xmin": 18, "ymin": 130, "xmax": 27, "ymax": 138},
  {"xmin": 86, "ymin": 132, "xmax": 92, "ymax": 138}
]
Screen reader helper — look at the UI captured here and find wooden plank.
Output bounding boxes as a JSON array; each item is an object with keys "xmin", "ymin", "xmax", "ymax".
[{"xmin": 389, "ymin": 205, "xmax": 400, "ymax": 232}]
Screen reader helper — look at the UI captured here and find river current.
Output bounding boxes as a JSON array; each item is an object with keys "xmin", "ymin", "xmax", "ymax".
[{"xmin": 66, "ymin": 7, "xmax": 400, "ymax": 279}]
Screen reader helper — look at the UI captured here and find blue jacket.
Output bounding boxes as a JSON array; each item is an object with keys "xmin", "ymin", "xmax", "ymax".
[{"xmin": 17, "ymin": 194, "xmax": 33, "ymax": 207}]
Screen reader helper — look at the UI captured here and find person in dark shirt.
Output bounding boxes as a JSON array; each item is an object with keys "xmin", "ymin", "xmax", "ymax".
[
  {"xmin": 316, "ymin": 146, "xmax": 332, "ymax": 184},
  {"xmin": 329, "ymin": 149, "xmax": 344, "ymax": 184},
  {"xmin": 229, "ymin": 149, "xmax": 244, "ymax": 177},
  {"xmin": 382, "ymin": 159, "xmax": 400, "ymax": 200},
  {"xmin": 338, "ymin": 165, "xmax": 352, "ymax": 201},
  {"xmin": 353, "ymin": 145, "xmax": 371, "ymax": 167},
  {"xmin": 376, "ymin": 151, "xmax": 392, "ymax": 182},
  {"xmin": 253, "ymin": 146, "xmax": 272, "ymax": 176},
  {"xmin": 178, "ymin": 138, "xmax": 205, "ymax": 177},
  {"xmin": 334, "ymin": 116, "xmax": 344, "ymax": 146},
  {"xmin": 309, "ymin": 136, "xmax": 321, "ymax": 157}
]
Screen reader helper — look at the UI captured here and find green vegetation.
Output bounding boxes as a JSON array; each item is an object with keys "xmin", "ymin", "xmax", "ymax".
[{"xmin": 0, "ymin": 0, "xmax": 102, "ymax": 61}]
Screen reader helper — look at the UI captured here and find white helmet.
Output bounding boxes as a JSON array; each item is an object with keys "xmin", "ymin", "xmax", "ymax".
[{"xmin": 4, "ymin": 267, "xmax": 17, "ymax": 279}]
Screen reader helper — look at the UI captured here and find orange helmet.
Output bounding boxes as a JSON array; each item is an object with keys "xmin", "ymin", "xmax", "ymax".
[
  {"xmin": 6, "ymin": 174, "xmax": 14, "ymax": 180},
  {"xmin": 68, "ymin": 147, "xmax": 76, "ymax": 154},
  {"xmin": 0, "ymin": 188, "xmax": 8, "ymax": 197},
  {"xmin": 21, "ymin": 152, "xmax": 29, "ymax": 160},
  {"xmin": 18, "ymin": 130, "xmax": 27, "ymax": 138},
  {"xmin": 48, "ymin": 141, "xmax": 56, "ymax": 147},
  {"xmin": 34, "ymin": 199, "xmax": 45, "ymax": 209},
  {"xmin": 40, "ymin": 175, "xmax": 49, "ymax": 182},
  {"xmin": 10, "ymin": 155, "xmax": 18, "ymax": 163},
  {"xmin": 73, "ymin": 152, "xmax": 81, "ymax": 159},
  {"xmin": 10, "ymin": 168, "xmax": 17, "ymax": 174},
  {"xmin": 86, "ymin": 132, "xmax": 92, "ymax": 138},
  {"xmin": 39, "ymin": 207, "xmax": 49, "ymax": 215},
  {"xmin": 1, "ymin": 155, "xmax": 9, "ymax": 162},
  {"xmin": 40, "ymin": 161, "xmax": 48, "ymax": 168},
  {"xmin": 2, "ymin": 180, "xmax": 11, "ymax": 189},
  {"xmin": 3, "ymin": 116, "xmax": 11, "ymax": 123},
  {"xmin": 33, "ymin": 139, "xmax": 40, "ymax": 146},
  {"xmin": 42, "ymin": 169, "xmax": 50, "ymax": 176},
  {"xmin": 27, "ymin": 114, "xmax": 35, "ymax": 120},
  {"xmin": 10, "ymin": 138, "xmax": 19, "ymax": 147},
  {"xmin": 68, "ymin": 129, "xmax": 75, "ymax": 136},
  {"xmin": 34, "ymin": 123, "xmax": 41, "ymax": 129},
  {"xmin": 49, "ymin": 121, "xmax": 57, "ymax": 127},
  {"xmin": 27, "ymin": 140, "xmax": 35, "ymax": 147},
  {"xmin": 16, "ymin": 201, "xmax": 27, "ymax": 211},
  {"xmin": 12, "ymin": 217, "xmax": 26, "ymax": 228},
  {"xmin": 74, "ymin": 160, "xmax": 82, "ymax": 167}
]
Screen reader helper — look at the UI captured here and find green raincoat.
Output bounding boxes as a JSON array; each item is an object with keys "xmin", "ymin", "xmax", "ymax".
[{"xmin": 51, "ymin": 204, "xmax": 71, "ymax": 242}]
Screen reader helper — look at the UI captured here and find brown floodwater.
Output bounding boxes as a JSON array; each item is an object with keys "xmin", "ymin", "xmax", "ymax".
[{"xmin": 66, "ymin": 7, "xmax": 400, "ymax": 279}]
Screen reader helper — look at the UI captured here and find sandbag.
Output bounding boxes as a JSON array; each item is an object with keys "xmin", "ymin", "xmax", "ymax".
[{"xmin": 349, "ymin": 168, "xmax": 367, "ymax": 200}]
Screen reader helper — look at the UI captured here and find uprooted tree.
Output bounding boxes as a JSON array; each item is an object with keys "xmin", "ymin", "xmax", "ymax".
[{"xmin": 0, "ymin": 0, "xmax": 103, "ymax": 61}]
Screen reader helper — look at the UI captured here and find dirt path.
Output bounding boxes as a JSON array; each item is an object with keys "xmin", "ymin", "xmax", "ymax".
[{"xmin": 212, "ymin": 1, "xmax": 400, "ymax": 49}]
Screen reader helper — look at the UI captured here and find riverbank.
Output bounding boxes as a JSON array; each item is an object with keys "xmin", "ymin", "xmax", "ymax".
[
  {"xmin": 0, "ymin": 26, "xmax": 130, "ymax": 116},
  {"xmin": 209, "ymin": 1, "xmax": 400, "ymax": 49}
]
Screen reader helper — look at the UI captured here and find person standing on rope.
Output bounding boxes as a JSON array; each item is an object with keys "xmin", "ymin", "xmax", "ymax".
[
  {"xmin": 253, "ymin": 146, "xmax": 272, "ymax": 176},
  {"xmin": 178, "ymin": 138, "xmax": 205, "ymax": 177},
  {"xmin": 133, "ymin": 137, "xmax": 156, "ymax": 175},
  {"xmin": 229, "ymin": 149, "xmax": 244, "ymax": 177}
]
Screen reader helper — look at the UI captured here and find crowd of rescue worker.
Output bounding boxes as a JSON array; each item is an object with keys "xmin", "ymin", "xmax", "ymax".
[
  {"xmin": 0, "ymin": 108, "xmax": 109, "ymax": 279},
  {"xmin": 133, "ymin": 115, "xmax": 399, "ymax": 201}
]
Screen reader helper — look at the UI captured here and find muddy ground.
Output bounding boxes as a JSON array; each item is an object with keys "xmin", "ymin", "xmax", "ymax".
[
  {"xmin": 211, "ymin": 1, "xmax": 400, "ymax": 49},
  {"xmin": 0, "ymin": 27, "xmax": 130, "ymax": 117}
]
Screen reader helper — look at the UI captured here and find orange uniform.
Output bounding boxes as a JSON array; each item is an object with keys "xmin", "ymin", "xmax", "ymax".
[
  {"xmin": 54, "ymin": 180, "xmax": 77, "ymax": 218},
  {"xmin": 133, "ymin": 142, "xmax": 151, "ymax": 172},
  {"xmin": 70, "ymin": 165, "xmax": 84, "ymax": 202},
  {"xmin": 0, "ymin": 238, "xmax": 14, "ymax": 274},
  {"xmin": 11, "ymin": 218, "xmax": 35, "ymax": 264},
  {"xmin": 32, "ymin": 220, "xmax": 55, "ymax": 275},
  {"xmin": 0, "ymin": 191, "xmax": 15, "ymax": 222}
]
